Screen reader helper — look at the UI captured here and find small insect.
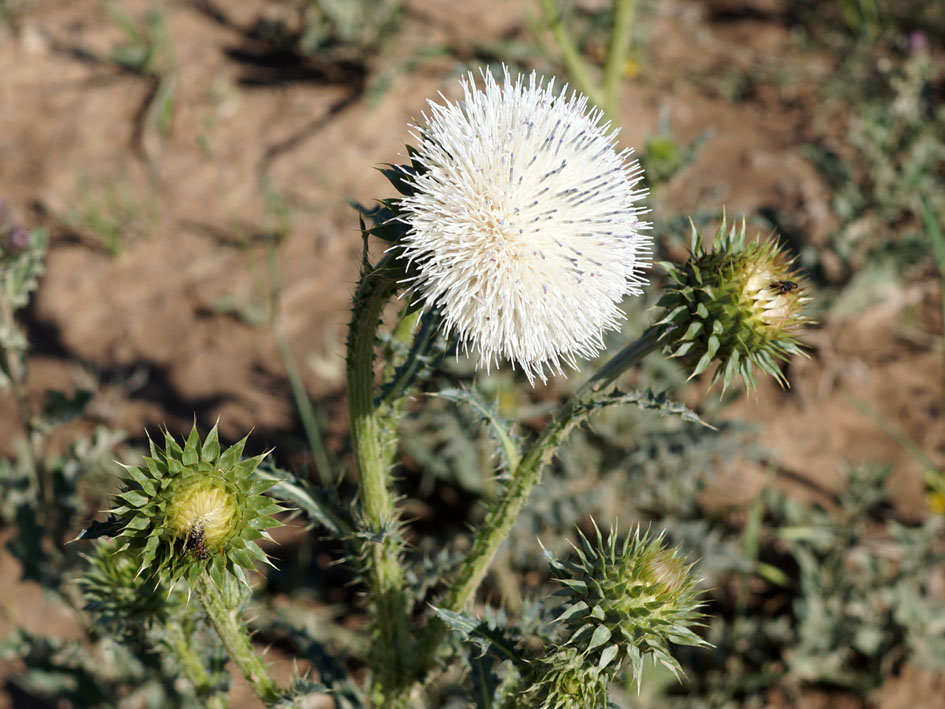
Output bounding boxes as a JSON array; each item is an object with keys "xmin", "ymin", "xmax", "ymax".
[
  {"xmin": 184, "ymin": 524, "xmax": 209, "ymax": 560},
  {"xmin": 770, "ymin": 280, "xmax": 798, "ymax": 295}
]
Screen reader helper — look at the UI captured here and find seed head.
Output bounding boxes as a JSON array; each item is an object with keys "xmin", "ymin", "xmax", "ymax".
[
  {"xmin": 397, "ymin": 69, "xmax": 650, "ymax": 383},
  {"xmin": 656, "ymin": 217, "xmax": 810, "ymax": 391},
  {"xmin": 109, "ymin": 424, "xmax": 285, "ymax": 589}
]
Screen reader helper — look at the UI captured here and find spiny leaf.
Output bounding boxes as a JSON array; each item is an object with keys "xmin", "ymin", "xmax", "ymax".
[
  {"xmin": 254, "ymin": 463, "xmax": 350, "ymax": 537},
  {"xmin": 430, "ymin": 607, "xmax": 525, "ymax": 667},
  {"xmin": 435, "ymin": 387, "xmax": 523, "ymax": 472},
  {"xmin": 579, "ymin": 388, "xmax": 715, "ymax": 429}
]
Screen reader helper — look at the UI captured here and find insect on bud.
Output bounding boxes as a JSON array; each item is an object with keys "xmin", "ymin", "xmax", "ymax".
[
  {"xmin": 656, "ymin": 216, "xmax": 810, "ymax": 391},
  {"xmin": 109, "ymin": 423, "xmax": 285, "ymax": 589},
  {"xmin": 167, "ymin": 480, "xmax": 238, "ymax": 557}
]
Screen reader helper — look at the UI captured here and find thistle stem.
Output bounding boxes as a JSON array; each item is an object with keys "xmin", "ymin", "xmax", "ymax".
[
  {"xmin": 416, "ymin": 323, "xmax": 671, "ymax": 672},
  {"xmin": 346, "ymin": 266, "xmax": 413, "ymax": 704},
  {"xmin": 165, "ymin": 619, "xmax": 229, "ymax": 709},
  {"xmin": 196, "ymin": 573, "xmax": 280, "ymax": 706}
]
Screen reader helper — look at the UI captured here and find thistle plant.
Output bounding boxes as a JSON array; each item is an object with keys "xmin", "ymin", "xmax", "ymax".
[
  {"xmin": 79, "ymin": 540, "xmax": 231, "ymax": 708},
  {"xmin": 397, "ymin": 71, "xmax": 649, "ymax": 382},
  {"xmin": 75, "ymin": 68, "xmax": 811, "ymax": 708},
  {"xmin": 342, "ymin": 68, "xmax": 807, "ymax": 706}
]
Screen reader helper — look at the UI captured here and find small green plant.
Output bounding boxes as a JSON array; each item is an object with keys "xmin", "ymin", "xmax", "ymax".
[
  {"xmin": 657, "ymin": 217, "xmax": 810, "ymax": 390},
  {"xmin": 105, "ymin": 3, "xmax": 177, "ymax": 164},
  {"xmin": 536, "ymin": 0, "xmax": 639, "ymax": 122},
  {"xmin": 250, "ymin": 0, "xmax": 404, "ymax": 72},
  {"xmin": 65, "ymin": 175, "xmax": 153, "ymax": 257}
]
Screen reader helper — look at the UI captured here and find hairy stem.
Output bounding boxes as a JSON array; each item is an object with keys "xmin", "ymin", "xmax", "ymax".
[
  {"xmin": 416, "ymin": 324, "xmax": 671, "ymax": 671},
  {"xmin": 346, "ymin": 265, "xmax": 413, "ymax": 705},
  {"xmin": 165, "ymin": 619, "xmax": 229, "ymax": 709},
  {"xmin": 196, "ymin": 573, "xmax": 280, "ymax": 706}
]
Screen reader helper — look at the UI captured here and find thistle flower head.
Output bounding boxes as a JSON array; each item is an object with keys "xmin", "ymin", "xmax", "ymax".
[
  {"xmin": 657, "ymin": 217, "xmax": 810, "ymax": 391},
  {"xmin": 397, "ymin": 69, "xmax": 650, "ymax": 383},
  {"xmin": 109, "ymin": 424, "xmax": 284, "ymax": 589},
  {"xmin": 538, "ymin": 524, "xmax": 706, "ymax": 695}
]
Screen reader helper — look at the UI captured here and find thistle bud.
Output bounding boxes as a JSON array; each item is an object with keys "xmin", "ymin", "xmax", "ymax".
[
  {"xmin": 79, "ymin": 539, "xmax": 184, "ymax": 646},
  {"xmin": 532, "ymin": 524, "xmax": 706, "ymax": 705},
  {"xmin": 656, "ymin": 217, "xmax": 810, "ymax": 391},
  {"xmin": 110, "ymin": 424, "xmax": 285, "ymax": 589}
]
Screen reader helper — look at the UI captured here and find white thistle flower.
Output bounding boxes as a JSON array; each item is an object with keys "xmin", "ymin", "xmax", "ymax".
[{"xmin": 397, "ymin": 70, "xmax": 650, "ymax": 383}]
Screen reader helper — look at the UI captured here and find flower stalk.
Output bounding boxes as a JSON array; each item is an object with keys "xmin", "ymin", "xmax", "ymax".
[
  {"xmin": 164, "ymin": 619, "xmax": 229, "ymax": 709},
  {"xmin": 195, "ymin": 572, "xmax": 280, "ymax": 706},
  {"xmin": 415, "ymin": 323, "xmax": 671, "ymax": 673},
  {"xmin": 345, "ymin": 259, "xmax": 414, "ymax": 704}
]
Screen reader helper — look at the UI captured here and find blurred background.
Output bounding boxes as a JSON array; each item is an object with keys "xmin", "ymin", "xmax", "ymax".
[{"xmin": 0, "ymin": 0, "xmax": 943, "ymax": 707}]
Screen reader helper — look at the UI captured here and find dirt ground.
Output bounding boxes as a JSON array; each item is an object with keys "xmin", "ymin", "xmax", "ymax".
[{"xmin": 0, "ymin": 0, "xmax": 943, "ymax": 707}]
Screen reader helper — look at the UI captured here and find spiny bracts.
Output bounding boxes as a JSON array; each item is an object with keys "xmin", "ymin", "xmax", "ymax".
[
  {"xmin": 532, "ymin": 524, "xmax": 706, "ymax": 706},
  {"xmin": 109, "ymin": 424, "xmax": 285, "ymax": 589},
  {"xmin": 656, "ymin": 216, "xmax": 810, "ymax": 391}
]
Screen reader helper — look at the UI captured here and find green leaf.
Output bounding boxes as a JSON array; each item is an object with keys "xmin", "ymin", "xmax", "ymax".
[
  {"xmin": 690, "ymin": 350, "xmax": 714, "ymax": 378},
  {"xmin": 182, "ymin": 426, "xmax": 200, "ymax": 466},
  {"xmin": 118, "ymin": 489, "xmax": 150, "ymax": 508},
  {"xmin": 253, "ymin": 463, "xmax": 348, "ymax": 536},
  {"xmin": 681, "ymin": 321, "xmax": 704, "ymax": 341},
  {"xmin": 219, "ymin": 434, "xmax": 248, "ymax": 468},
  {"xmin": 598, "ymin": 644, "xmax": 620, "ymax": 671},
  {"xmin": 41, "ymin": 389, "xmax": 93, "ymax": 426},
  {"xmin": 430, "ymin": 607, "xmax": 525, "ymax": 666},
  {"xmin": 435, "ymin": 388, "xmax": 522, "ymax": 472},
  {"xmin": 229, "ymin": 547, "xmax": 257, "ymax": 570},
  {"xmin": 377, "ymin": 165, "xmax": 416, "ymax": 196},
  {"xmin": 582, "ymin": 388, "xmax": 714, "ymax": 429},
  {"xmin": 164, "ymin": 430, "xmax": 184, "ymax": 459},
  {"xmin": 586, "ymin": 624, "xmax": 612, "ymax": 652},
  {"xmin": 556, "ymin": 601, "xmax": 589, "ymax": 623}
]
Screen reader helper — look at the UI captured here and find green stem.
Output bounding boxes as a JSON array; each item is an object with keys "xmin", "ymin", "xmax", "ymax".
[
  {"xmin": 275, "ymin": 331, "xmax": 333, "ymax": 487},
  {"xmin": 346, "ymin": 265, "xmax": 413, "ymax": 705},
  {"xmin": 601, "ymin": 0, "xmax": 636, "ymax": 120},
  {"xmin": 165, "ymin": 619, "xmax": 229, "ymax": 708},
  {"xmin": 537, "ymin": 0, "xmax": 606, "ymax": 114},
  {"xmin": 261, "ymin": 228, "xmax": 334, "ymax": 488},
  {"xmin": 196, "ymin": 573, "xmax": 280, "ymax": 706},
  {"xmin": 416, "ymin": 324, "xmax": 670, "ymax": 670}
]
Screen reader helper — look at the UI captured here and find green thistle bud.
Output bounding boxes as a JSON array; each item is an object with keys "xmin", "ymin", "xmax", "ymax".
[
  {"xmin": 539, "ymin": 525, "xmax": 706, "ymax": 696},
  {"xmin": 529, "ymin": 647, "xmax": 609, "ymax": 709},
  {"xmin": 79, "ymin": 539, "xmax": 185, "ymax": 645},
  {"xmin": 110, "ymin": 423, "xmax": 285, "ymax": 589},
  {"xmin": 656, "ymin": 216, "xmax": 810, "ymax": 390}
]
